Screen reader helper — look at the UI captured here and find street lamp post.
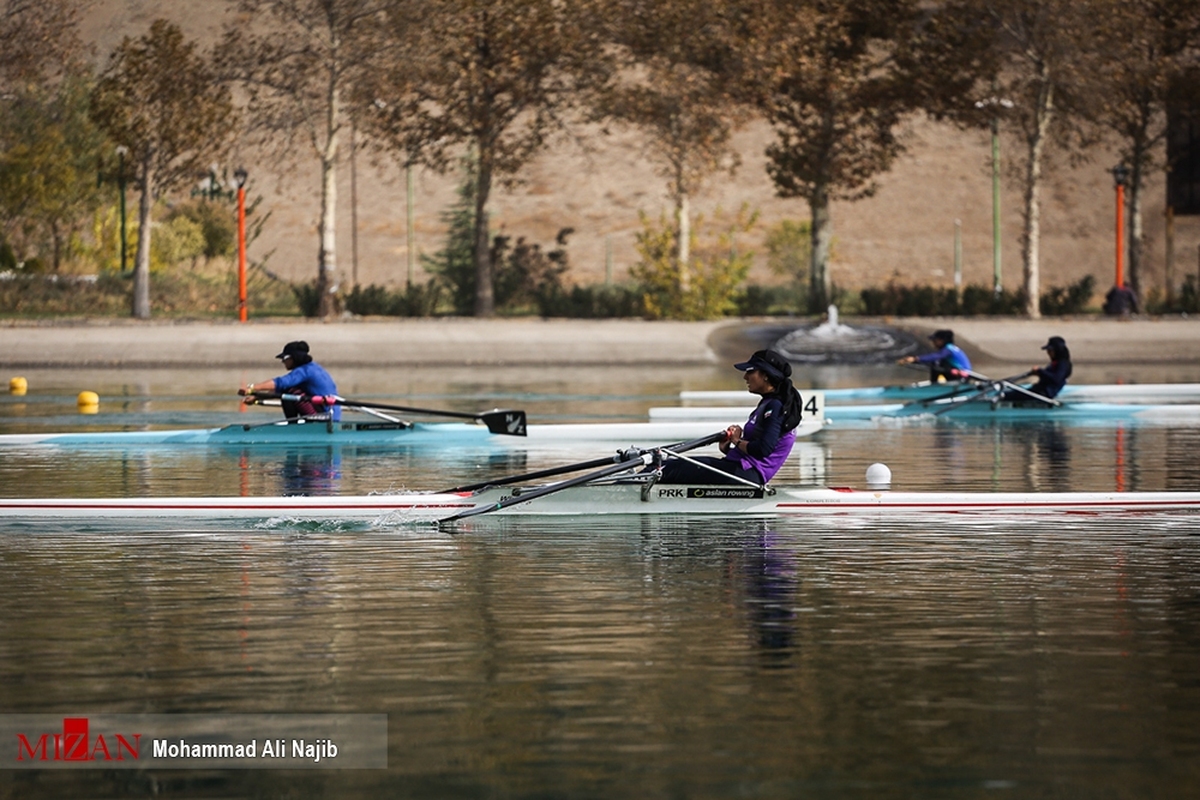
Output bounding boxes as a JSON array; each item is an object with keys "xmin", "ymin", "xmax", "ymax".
[
  {"xmin": 975, "ymin": 96, "xmax": 1013, "ymax": 296},
  {"xmin": 115, "ymin": 146, "xmax": 129, "ymax": 273},
  {"xmin": 234, "ymin": 167, "xmax": 248, "ymax": 323},
  {"xmin": 1111, "ymin": 163, "xmax": 1130, "ymax": 289}
]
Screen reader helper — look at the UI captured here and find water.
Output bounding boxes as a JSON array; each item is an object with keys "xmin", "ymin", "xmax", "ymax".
[{"xmin": 3, "ymin": 364, "xmax": 1200, "ymax": 797}]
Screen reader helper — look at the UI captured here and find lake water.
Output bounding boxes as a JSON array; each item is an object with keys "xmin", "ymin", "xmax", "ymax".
[{"xmin": 3, "ymin": 363, "xmax": 1200, "ymax": 798}]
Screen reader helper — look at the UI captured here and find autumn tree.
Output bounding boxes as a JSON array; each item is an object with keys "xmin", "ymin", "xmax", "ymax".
[
  {"xmin": 931, "ymin": 0, "xmax": 1101, "ymax": 318},
  {"xmin": 0, "ymin": 0, "xmax": 87, "ymax": 91},
  {"xmin": 361, "ymin": 0, "xmax": 611, "ymax": 317},
  {"xmin": 0, "ymin": 76, "xmax": 108, "ymax": 269},
  {"xmin": 604, "ymin": 1, "xmax": 750, "ymax": 295},
  {"xmin": 1090, "ymin": 0, "xmax": 1200, "ymax": 302},
  {"xmin": 730, "ymin": 0, "xmax": 928, "ymax": 313},
  {"xmin": 219, "ymin": 0, "xmax": 387, "ymax": 319},
  {"xmin": 90, "ymin": 20, "xmax": 235, "ymax": 319}
]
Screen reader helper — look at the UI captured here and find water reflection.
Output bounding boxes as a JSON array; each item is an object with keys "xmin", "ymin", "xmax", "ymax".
[{"xmin": 735, "ymin": 527, "xmax": 798, "ymax": 665}]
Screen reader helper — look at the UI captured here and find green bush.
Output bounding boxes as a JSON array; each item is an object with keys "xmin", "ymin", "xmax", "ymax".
[
  {"xmin": 535, "ymin": 282, "xmax": 643, "ymax": 318},
  {"xmin": 344, "ymin": 280, "xmax": 443, "ymax": 317},
  {"xmin": 1039, "ymin": 275, "xmax": 1095, "ymax": 315},
  {"xmin": 630, "ymin": 206, "xmax": 757, "ymax": 320}
]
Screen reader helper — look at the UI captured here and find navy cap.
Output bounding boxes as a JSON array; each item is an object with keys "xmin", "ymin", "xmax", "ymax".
[
  {"xmin": 276, "ymin": 341, "xmax": 310, "ymax": 359},
  {"xmin": 733, "ymin": 350, "xmax": 792, "ymax": 382}
]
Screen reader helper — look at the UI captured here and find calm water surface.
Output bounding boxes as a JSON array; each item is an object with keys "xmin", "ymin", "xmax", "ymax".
[{"xmin": 3, "ymin": 364, "xmax": 1200, "ymax": 798}]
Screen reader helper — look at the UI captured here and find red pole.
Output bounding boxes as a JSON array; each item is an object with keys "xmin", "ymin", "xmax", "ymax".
[
  {"xmin": 240, "ymin": 185, "xmax": 249, "ymax": 323},
  {"xmin": 1115, "ymin": 182, "xmax": 1125, "ymax": 288}
]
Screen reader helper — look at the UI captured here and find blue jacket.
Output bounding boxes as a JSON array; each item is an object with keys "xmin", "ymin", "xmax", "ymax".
[
  {"xmin": 916, "ymin": 343, "xmax": 971, "ymax": 373},
  {"xmin": 274, "ymin": 361, "xmax": 341, "ymax": 420}
]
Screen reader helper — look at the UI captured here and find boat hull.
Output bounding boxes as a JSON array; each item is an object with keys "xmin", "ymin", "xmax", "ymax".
[
  {"xmin": 682, "ymin": 382, "xmax": 1200, "ymax": 404},
  {"xmin": 4, "ymin": 484, "xmax": 1200, "ymax": 525},
  {"xmin": 654, "ymin": 402, "xmax": 1200, "ymax": 426}
]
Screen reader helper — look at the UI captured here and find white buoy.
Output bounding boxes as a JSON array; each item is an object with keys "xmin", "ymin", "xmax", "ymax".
[{"xmin": 865, "ymin": 462, "xmax": 892, "ymax": 490}]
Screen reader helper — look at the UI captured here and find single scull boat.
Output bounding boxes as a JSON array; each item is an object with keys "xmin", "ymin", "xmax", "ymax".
[{"xmin": 3, "ymin": 482, "xmax": 1200, "ymax": 525}]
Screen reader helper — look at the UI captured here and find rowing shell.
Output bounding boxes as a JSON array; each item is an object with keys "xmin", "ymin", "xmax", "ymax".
[
  {"xmin": 681, "ymin": 382, "xmax": 1200, "ymax": 404},
  {"xmin": 4, "ymin": 484, "xmax": 1200, "ymax": 525},
  {"xmin": 654, "ymin": 402, "xmax": 1200, "ymax": 426}
]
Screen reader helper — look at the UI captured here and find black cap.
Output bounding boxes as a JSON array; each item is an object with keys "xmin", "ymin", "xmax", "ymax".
[
  {"xmin": 733, "ymin": 349, "xmax": 792, "ymax": 382},
  {"xmin": 930, "ymin": 329, "xmax": 954, "ymax": 343},
  {"xmin": 1041, "ymin": 336, "xmax": 1066, "ymax": 351},
  {"xmin": 276, "ymin": 340, "xmax": 310, "ymax": 360}
]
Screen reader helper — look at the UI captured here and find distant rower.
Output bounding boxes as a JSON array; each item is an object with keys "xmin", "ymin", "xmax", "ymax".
[{"xmin": 898, "ymin": 329, "xmax": 972, "ymax": 383}]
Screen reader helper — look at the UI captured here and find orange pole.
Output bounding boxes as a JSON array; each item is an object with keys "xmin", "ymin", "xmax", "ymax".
[
  {"xmin": 240, "ymin": 185, "xmax": 249, "ymax": 323},
  {"xmin": 1115, "ymin": 182, "xmax": 1125, "ymax": 288}
]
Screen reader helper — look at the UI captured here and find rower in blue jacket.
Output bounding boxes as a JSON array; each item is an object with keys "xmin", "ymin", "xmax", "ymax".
[
  {"xmin": 898, "ymin": 329, "xmax": 972, "ymax": 382},
  {"xmin": 239, "ymin": 340, "xmax": 341, "ymax": 420}
]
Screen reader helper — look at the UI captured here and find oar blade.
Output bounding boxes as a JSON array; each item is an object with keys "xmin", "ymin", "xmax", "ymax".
[{"xmin": 480, "ymin": 409, "xmax": 527, "ymax": 436}]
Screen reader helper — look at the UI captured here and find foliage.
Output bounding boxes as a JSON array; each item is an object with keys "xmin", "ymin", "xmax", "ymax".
[
  {"xmin": 151, "ymin": 216, "xmax": 206, "ymax": 269},
  {"xmin": 361, "ymin": 0, "xmax": 612, "ymax": 316},
  {"xmin": 421, "ymin": 164, "xmax": 479, "ymax": 316},
  {"xmin": 0, "ymin": 76, "xmax": 109, "ymax": 270},
  {"xmin": 220, "ymin": 0, "xmax": 386, "ymax": 319},
  {"xmin": 730, "ymin": 0, "xmax": 929, "ymax": 311},
  {"xmin": 343, "ymin": 280, "xmax": 442, "ymax": 317},
  {"xmin": 1039, "ymin": 275, "xmax": 1095, "ymax": 316},
  {"xmin": 0, "ymin": 0, "xmax": 87, "ymax": 90},
  {"xmin": 859, "ymin": 277, "xmax": 1094, "ymax": 317},
  {"xmin": 167, "ymin": 200, "xmax": 237, "ymax": 260},
  {"xmin": 0, "ymin": 260, "xmax": 298, "ymax": 319},
  {"xmin": 90, "ymin": 19, "xmax": 236, "ymax": 318},
  {"xmin": 630, "ymin": 206, "xmax": 757, "ymax": 320},
  {"xmin": 734, "ymin": 284, "xmax": 806, "ymax": 317},
  {"xmin": 493, "ymin": 228, "xmax": 573, "ymax": 315},
  {"xmin": 534, "ymin": 283, "xmax": 645, "ymax": 319}
]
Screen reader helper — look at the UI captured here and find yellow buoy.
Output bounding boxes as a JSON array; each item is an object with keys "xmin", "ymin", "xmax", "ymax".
[
  {"xmin": 9, "ymin": 377, "xmax": 27, "ymax": 396},
  {"xmin": 77, "ymin": 390, "xmax": 100, "ymax": 414}
]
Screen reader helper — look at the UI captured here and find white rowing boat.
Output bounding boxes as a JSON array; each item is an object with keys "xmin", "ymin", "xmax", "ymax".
[{"xmin": 4, "ymin": 482, "xmax": 1200, "ymax": 525}]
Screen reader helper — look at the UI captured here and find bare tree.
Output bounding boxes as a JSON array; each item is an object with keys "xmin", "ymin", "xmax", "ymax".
[
  {"xmin": 361, "ymin": 0, "xmax": 611, "ymax": 317},
  {"xmin": 91, "ymin": 20, "xmax": 235, "ymax": 319},
  {"xmin": 220, "ymin": 0, "xmax": 387, "ymax": 319}
]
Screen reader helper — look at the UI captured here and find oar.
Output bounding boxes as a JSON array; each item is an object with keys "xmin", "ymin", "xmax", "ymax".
[
  {"xmin": 334, "ymin": 397, "xmax": 527, "ymax": 436},
  {"xmin": 439, "ymin": 431, "xmax": 726, "ymax": 523},
  {"xmin": 248, "ymin": 392, "xmax": 527, "ymax": 436},
  {"xmin": 442, "ymin": 432, "xmax": 733, "ymax": 493}
]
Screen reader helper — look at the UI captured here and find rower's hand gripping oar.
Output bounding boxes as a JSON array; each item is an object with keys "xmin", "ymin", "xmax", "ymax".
[
  {"xmin": 241, "ymin": 391, "xmax": 527, "ymax": 435},
  {"xmin": 438, "ymin": 431, "xmax": 727, "ymax": 524}
]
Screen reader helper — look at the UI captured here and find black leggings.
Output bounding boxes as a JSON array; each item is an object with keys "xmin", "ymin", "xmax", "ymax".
[{"xmin": 657, "ymin": 456, "xmax": 763, "ymax": 485}]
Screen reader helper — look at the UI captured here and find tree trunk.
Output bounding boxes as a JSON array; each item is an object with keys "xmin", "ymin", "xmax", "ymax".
[
  {"xmin": 1021, "ymin": 73, "xmax": 1053, "ymax": 320},
  {"xmin": 132, "ymin": 156, "xmax": 154, "ymax": 320},
  {"xmin": 473, "ymin": 147, "xmax": 494, "ymax": 317},
  {"xmin": 809, "ymin": 183, "xmax": 832, "ymax": 314},
  {"xmin": 1128, "ymin": 137, "xmax": 1147, "ymax": 300},
  {"xmin": 316, "ymin": 83, "xmax": 340, "ymax": 319},
  {"xmin": 678, "ymin": 190, "xmax": 690, "ymax": 294}
]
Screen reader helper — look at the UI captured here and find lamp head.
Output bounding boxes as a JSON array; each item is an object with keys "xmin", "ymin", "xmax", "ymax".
[{"xmin": 233, "ymin": 167, "xmax": 248, "ymax": 188}]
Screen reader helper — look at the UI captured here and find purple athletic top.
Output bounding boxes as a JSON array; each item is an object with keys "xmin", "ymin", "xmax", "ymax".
[{"xmin": 723, "ymin": 396, "xmax": 796, "ymax": 483}]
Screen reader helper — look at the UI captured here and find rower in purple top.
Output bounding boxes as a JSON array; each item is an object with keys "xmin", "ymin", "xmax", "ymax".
[{"xmin": 657, "ymin": 349, "xmax": 803, "ymax": 486}]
